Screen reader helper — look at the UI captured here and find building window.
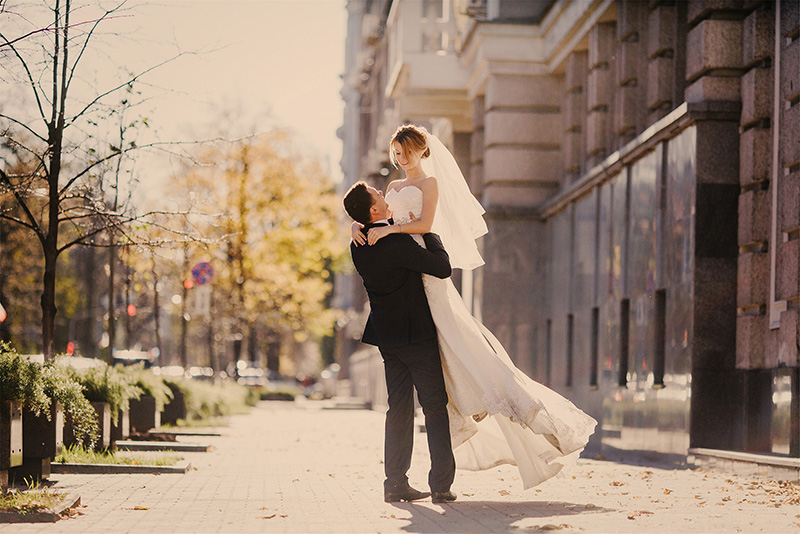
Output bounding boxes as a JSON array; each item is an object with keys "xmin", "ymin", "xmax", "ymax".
[
  {"xmin": 545, "ymin": 319, "xmax": 552, "ymax": 387},
  {"xmin": 619, "ymin": 299, "xmax": 630, "ymax": 387},
  {"xmin": 653, "ymin": 289, "xmax": 666, "ymax": 388},
  {"xmin": 590, "ymin": 307, "xmax": 599, "ymax": 389},
  {"xmin": 566, "ymin": 314, "xmax": 574, "ymax": 387}
]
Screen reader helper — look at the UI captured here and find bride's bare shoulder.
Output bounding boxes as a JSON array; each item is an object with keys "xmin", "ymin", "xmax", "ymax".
[
  {"xmin": 420, "ymin": 176, "xmax": 438, "ymax": 192},
  {"xmin": 386, "ymin": 179, "xmax": 405, "ymax": 192}
]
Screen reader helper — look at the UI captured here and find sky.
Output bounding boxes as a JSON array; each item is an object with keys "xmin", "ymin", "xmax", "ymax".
[{"xmin": 91, "ymin": 0, "xmax": 348, "ymax": 190}]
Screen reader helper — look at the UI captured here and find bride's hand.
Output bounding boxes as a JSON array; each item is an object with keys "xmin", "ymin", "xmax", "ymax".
[
  {"xmin": 367, "ymin": 225, "xmax": 394, "ymax": 246},
  {"xmin": 351, "ymin": 221, "xmax": 366, "ymax": 246}
]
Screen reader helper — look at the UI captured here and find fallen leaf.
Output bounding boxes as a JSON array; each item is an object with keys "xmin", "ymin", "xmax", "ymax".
[
  {"xmin": 134, "ymin": 506, "xmax": 149, "ymax": 511},
  {"xmin": 261, "ymin": 514, "xmax": 276, "ymax": 519},
  {"xmin": 664, "ymin": 489, "xmax": 673, "ymax": 495},
  {"xmin": 499, "ymin": 490, "xmax": 510, "ymax": 496}
]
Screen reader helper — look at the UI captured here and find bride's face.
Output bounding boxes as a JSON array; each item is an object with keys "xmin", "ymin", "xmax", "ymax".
[{"xmin": 392, "ymin": 141, "xmax": 422, "ymax": 172}]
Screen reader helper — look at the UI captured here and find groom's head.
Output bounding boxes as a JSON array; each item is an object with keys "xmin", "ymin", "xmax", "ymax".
[{"xmin": 343, "ymin": 181, "xmax": 389, "ymax": 225}]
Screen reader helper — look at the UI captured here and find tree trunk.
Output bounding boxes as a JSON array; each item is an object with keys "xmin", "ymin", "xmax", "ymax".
[
  {"xmin": 124, "ymin": 253, "xmax": 131, "ymax": 349},
  {"xmin": 0, "ymin": 220, "xmax": 9, "ymax": 343},
  {"xmin": 41, "ymin": 246, "xmax": 58, "ymax": 361},
  {"xmin": 84, "ymin": 246, "xmax": 97, "ymax": 359},
  {"xmin": 106, "ymin": 243, "xmax": 116, "ymax": 363},
  {"xmin": 179, "ymin": 244, "xmax": 189, "ymax": 369},
  {"xmin": 151, "ymin": 257, "xmax": 163, "ymax": 364},
  {"xmin": 208, "ymin": 286, "xmax": 218, "ymax": 378},
  {"xmin": 265, "ymin": 328, "xmax": 280, "ymax": 374},
  {"xmin": 248, "ymin": 323, "xmax": 258, "ymax": 366}
]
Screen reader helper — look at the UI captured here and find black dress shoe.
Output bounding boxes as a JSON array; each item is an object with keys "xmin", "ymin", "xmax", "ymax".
[
  {"xmin": 431, "ymin": 490, "xmax": 457, "ymax": 503},
  {"xmin": 384, "ymin": 486, "xmax": 431, "ymax": 503}
]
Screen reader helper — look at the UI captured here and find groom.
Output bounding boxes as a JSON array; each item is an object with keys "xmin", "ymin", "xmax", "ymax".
[{"xmin": 343, "ymin": 181, "xmax": 457, "ymax": 504}]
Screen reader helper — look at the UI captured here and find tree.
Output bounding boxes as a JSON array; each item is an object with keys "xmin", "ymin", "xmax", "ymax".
[
  {"xmin": 177, "ymin": 131, "xmax": 346, "ymax": 374},
  {"xmin": 0, "ymin": 0, "xmax": 185, "ymax": 359}
]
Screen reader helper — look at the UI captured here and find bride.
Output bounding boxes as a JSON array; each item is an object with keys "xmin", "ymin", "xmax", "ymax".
[{"xmin": 351, "ymin": 124, "xmax": 596, "ymax": 489}]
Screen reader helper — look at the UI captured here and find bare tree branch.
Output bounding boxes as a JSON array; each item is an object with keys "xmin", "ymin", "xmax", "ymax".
[
  {"xmin": 0, "ymin": 31, "xmax": 48, "ymax": 123},
  {"xmin": 66, "ymin": 50, "xmax": 188, "ymax": 129},
  {"xmin": 0, "ymin": 113, "xmax": 48, "ymax": 143},
  {"xmin": 0, "ymin": 167, "xmax": 44, "ymax": 241},
  {"xmin": 0, "ymin": 211, "xmax": 37, "ymax": 231},
  {"xmin": 65, "ymin": 2, "xmax": 128, "ymax": 94}
]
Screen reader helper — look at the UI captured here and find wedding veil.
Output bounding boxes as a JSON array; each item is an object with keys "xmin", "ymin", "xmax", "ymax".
[{"xmin": 420, "ymin": 132, "xmax": 488, "ymax": 271}]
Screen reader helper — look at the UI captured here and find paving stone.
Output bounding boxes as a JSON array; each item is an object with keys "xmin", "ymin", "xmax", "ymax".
[{"xmin": 3, "ymin": 400, "xmax": 796, "ymax": 533}]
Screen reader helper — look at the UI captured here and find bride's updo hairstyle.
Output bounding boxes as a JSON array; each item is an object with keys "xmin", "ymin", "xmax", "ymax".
[{"xmin": 389, "ymin": 124, "xmax": 430, "ymax": 167}]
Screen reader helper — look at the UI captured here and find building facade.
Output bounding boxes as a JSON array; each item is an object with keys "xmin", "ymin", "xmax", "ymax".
[{"xmin": 336, "ymin": 0, "xmax": 799, "ymax": 461}]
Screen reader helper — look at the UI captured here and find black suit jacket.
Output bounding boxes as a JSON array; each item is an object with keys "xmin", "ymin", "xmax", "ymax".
[{"xmin": 350, "ymin": 223, "xmax": 451, "ymax": 348}]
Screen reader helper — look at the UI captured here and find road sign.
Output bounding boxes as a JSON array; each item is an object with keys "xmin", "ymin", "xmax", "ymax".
[
  {"xmin": 191, "ymin": 262, "xmax": 214, "ymax": 285},
  {"xmin": 191, "ymin": 284, "xmax": 211, "ymax": 318}
]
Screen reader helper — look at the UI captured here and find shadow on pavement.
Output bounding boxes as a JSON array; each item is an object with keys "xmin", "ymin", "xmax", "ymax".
[
  {"xmin": 590, "ymin": 445, "xmax": 695, "ymax": 471},
  {"xmin": 389, "ymin": 500, "xmax": 614, "ymax": 533}
]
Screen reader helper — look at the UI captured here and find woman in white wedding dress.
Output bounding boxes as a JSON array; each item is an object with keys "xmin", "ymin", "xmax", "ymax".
[{"xmin": 352, "ymin": 124, "xmax": 596, "ymax": 489}]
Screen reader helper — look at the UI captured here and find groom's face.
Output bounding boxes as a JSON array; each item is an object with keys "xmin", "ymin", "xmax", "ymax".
[{"xmin": 368, "ymin": 186, "xmax": 390, "ymax": 222}]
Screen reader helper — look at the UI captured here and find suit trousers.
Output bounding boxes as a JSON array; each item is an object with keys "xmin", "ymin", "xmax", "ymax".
[{"xmin": 379, "ymin": 336, "xmax": 456, "ymax": 493}]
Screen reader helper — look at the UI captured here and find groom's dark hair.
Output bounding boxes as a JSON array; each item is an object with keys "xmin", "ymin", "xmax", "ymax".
[{"xmin": 343, "ymin": 181, "xmax": 373, "ymax": 225}]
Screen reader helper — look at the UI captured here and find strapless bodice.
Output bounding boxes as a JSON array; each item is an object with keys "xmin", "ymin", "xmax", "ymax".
[{"xmin": 386, "ymin": 186, "xmax": 423, "ymax": 225}]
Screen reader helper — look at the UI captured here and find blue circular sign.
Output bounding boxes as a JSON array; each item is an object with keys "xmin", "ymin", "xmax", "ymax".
[{"xmin": 191, "ymin": 262, "xmax": 214, "ymax": 285}]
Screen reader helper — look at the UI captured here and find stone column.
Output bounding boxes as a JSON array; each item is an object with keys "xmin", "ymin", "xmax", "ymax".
[
  {"xmin": 774, "ymin": 0, "xmax": 800, "ymax": 372},
  {"xmin": 482, "ymin": 74, "xmax": 562, "ymax": 208},
  {"xmin": 469, "ymin": 96, "xmax": 485, "ymax": 198},
  {"xmin": 646, "ymin": 2, "xmax": 678, "ymax": 124},
  {"xmin": 478, "ymin": 72, "xmax": 562, "ymax": 372},
  {"xmin": 563, "ymin": 51, "xmax": 588, "ymax": 184},
  {"xmin": 615, "ymin": 0, "xmax": 648, "ymax": 147},
  {"xmin": 684, "ymin": 1, "xmax": 746, "ymax": 103},
  {"xmin": 683, "ymin": 0, "xmax": 749, "ymax": 452},
  {"xmin": 586, "ymin": 22, "xmax": 616, "ymax": 168},
  {"xmin": 736, "ymin": 2, "xmax": 774, "ymax": 371}
]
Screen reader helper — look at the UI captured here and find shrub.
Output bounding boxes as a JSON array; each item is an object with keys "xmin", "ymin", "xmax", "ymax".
[
  {"xmin": 163, "ymin": 378, "xmax": 257, "ymax": 424},
  {"xmin": 41, "ymin": 362, "xmax": 100, "ymax": 448},
  {"xmin": 0, "ymin": 342, "xmax": 49, "ymax": 415},
  {"xmin": 0, "ymin": 343, "xmax": 99, "ymax": 449},
  {"xmin": 63, "ymin": 360, "xmax": 143, "ymax": 425},
  {"xmin": 128, "ymin": 364, "xmax": 173, "ymax": 411}
]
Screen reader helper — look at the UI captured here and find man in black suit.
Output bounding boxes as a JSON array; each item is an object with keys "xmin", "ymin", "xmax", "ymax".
[{"xmin": 343, "ymin": 181, "xmax": 457, "ymax": 504}]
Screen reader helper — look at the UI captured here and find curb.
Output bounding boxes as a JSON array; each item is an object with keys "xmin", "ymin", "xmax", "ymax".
[
  {"xmin": 115, "ymin": 441, "xmax": 214, "ymax": 452},
  {"xmin": 0, "ymin": 493, "xmax": 81, "ymax": 523},
  {"xmin": 51, "ymin": 460, "xmax": 192, "ymax": 475},
  {"xmin": 150, "ymin": 430, "xmax": 222, "ymax": 437}
]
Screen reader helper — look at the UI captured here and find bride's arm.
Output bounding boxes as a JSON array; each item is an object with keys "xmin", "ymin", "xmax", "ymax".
[
  {"xmin": 350, "ymin": 220, "xmax": 366, "ymax": 246},
  {"xmin": 366, "ymin": 178, "xmax": 439, "ymax": 245},
  {"xmin": 351, "ymin": 180, "xmax": 405, "ymax": 246}
]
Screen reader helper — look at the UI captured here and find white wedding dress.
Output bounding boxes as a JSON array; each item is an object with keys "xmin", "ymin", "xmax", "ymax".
[{"xmin": 387, "ymin": 185, "xmax": 597, "ymax": 489}]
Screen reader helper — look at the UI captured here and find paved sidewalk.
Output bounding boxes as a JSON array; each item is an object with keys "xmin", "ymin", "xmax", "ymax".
[{"xmin": 1, "ymin": 400, "xmax": 798, "ymax": 533}]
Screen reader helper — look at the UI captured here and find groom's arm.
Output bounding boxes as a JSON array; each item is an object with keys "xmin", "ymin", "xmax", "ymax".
[{"xmin": 394, "ymin": 233, "xmax": 451, "ymax": 279}]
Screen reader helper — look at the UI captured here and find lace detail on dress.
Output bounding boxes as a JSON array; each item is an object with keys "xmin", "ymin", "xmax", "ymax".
[{"xmin": 386, "ymin": 187, "xmax": 422, "ymax": 225}]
